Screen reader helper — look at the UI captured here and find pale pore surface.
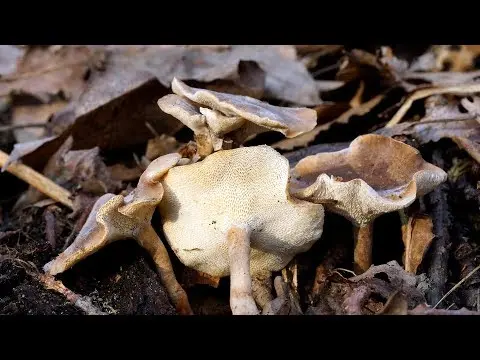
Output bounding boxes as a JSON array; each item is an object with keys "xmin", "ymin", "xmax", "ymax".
[
  {"xmin": 289, "ymin": 134, "xmax": 447, "ymax": 227},
  {"xmin": 158, "ymin": 145, "xmax": 324, "ymax": 277},
  {"xmin": 171, "ymin": 78, "xmax": 317, "ymax": 138}
]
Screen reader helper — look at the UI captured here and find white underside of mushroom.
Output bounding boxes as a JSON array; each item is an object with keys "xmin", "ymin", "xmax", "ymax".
[{"xmin": 157, "ymin": 145, "xmax": 324, "ymax": 277}]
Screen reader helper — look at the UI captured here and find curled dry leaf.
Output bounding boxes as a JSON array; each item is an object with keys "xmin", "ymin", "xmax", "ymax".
[
  {"xmin": 272, "ymin": 93, "xmax": 383, "ymax": 151},
  {"xmin": 0, "ymin": 45, "xmax": 103, "ymax": 102},
  {"xmin": 402, "ymin": 215, "xmax": 435, "ymax": 274},
  {"xmin": 289, "ymin": 134, "xmax": 447, "ymax": 226},
  {"xmin": 12, "ymin": 136, "xmax": 123, "ymax": 210},
  {"xmin": 386, "ymin": 83, "xmax": 480, "ymax": 127},
  {"xmin": 309, "ymin": 261, "xmax": 427, "ymax": 315},
  {"xmin": 378, "ymin": 95, "xmax": 480, "ymax": 163}
]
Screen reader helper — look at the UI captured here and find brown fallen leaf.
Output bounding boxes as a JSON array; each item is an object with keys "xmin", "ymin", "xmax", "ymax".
[
  {"xmin": 11, "ymin": 100, "xmax": 68, "ymax": 143},
  {"xmin": 130, "ymin": 45, "xmax": 321, "ymax": 105},
  {"xmin": 0, "ymin": 45, "xmax": 26, "ymax": 77},
  {"xmin": 377, "ymin": 95, "xmax": 480, "ymax": 163},
  {"xmin": 181, "ymin": 267, "xmax": 220, "ymax": 288},
  {"xmin": 377, "ymin": 291, "xmax": 408, "ymax": 315},
  {"xmin": 336, "ymin": 48, "xmax": 406, "ymax": 87},
  {"xmin": 107, "ymin": 163, "xmax": 143, "ymax": 182},
  {"xmin": 401, "ymin": 70, "xmax": 480, "ymax": 87},
  {"xmin": 12, "ymin": 136, "xmax": 122, "ymax": 210},
  {"xmin": 0, "ymin": 45, "xmax": 104, "ymax": 102},
  {"xmin": 5, "ymin": 70, "xmax": 183, "ymax": 171},
  {"xmin": 410, "ymin": 45, "xmax": 480, "ymax": 73},
  {"xmin": 309, "ymin": 261, "xmax": 428, "ymax": 315},
  {"xmin": 145, "ymin": 134, "xmax": 181, "ymax": 161},
  {"xmin": 272, "ymin": 93, "xmax": 384, "ymax": 151},
  {"xmin": 205, "ymin": 60, "xmax": 266, "ymax": 99},
  {"xmin": 401, "ymin": 215, "xmax": 435, "ymax": 274},
  {"xmin": 386, "ymin": 83, "xmax": 480, "ymax": 127}
]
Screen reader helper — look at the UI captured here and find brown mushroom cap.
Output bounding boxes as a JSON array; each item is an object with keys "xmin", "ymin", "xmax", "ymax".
[
  {"xmin": 158, "ymin": 145, "xmax": 324, "ymax": 277},
  {"xmin": 171, "ymin": 77, "xmax": 317, "ymax": 138},
  {"xmin": 289, "ymin": 134, "xmax": 447, "ymax": 226}
]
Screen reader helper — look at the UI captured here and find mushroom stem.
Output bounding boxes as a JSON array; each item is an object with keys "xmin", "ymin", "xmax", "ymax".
[
  {"xmin": 136, "ymin": 226, "xmax": 193, "ymax": 315},
  {"xmin": 353, "ymin": 222, "xmax": 374, "ymax": 274},
  {"xmin": 227, "ymin": 226, "xmax": 260, "ymax": 315}
]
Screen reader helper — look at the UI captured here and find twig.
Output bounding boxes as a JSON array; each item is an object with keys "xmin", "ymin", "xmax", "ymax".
[
  {"xmin": 35, "ymin": 273, "xmax": 106, "ymax": 315},
  {"xmin": 433, "ymin": 263, "xmax": 480, "ymax": 309},
  {"xmin": 386, "ymin": 83, "xmax": 480, "ymax": 127},
  {"xmin": 426, "ymin": 149, "xmax": 451, "ymax": 306},
  {"xmin": 43, "ymin": 207, "xmax": 56, "ymax": 248},
  {"xmin": 0, "ymin": 255, "xmax": 106, "ymax": 315},
  {"xmin": 0, "ymin": 150, "xmax": 74, "ymax": 209}
]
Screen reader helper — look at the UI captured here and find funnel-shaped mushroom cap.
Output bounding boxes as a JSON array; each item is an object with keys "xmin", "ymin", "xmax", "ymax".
[
  {"xmin": 171, "ymin": 77, "xmax": 317, "ymax": 138},
  {"xmin": 158, "ymin": 145, "xmax": 324, "ymax": 277},
  {"xmin": 289, "ymin": 134, "xmax": 447, "ymax": 227}
]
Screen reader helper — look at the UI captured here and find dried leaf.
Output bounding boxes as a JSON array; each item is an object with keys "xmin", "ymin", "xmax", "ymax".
[
  {"xmin": 131, "ymin": 45, "xmax": 321, "ymax": 105},
  {"xmin": 205, "ymin": 60, "xmax": 266, "ymax": 98},
  {"xmin": 181, "ymin": 267, "xmax": 220, "ymax": 288},
  {"xmin": 378, "ymin": 95, "xmax": 480, "ymax": 163},
  {"xmin": 0, "ymin": 45, "xmax": 103, "ymax": 102},
  {"xmin": 402, "ymin": 215, "xmax": 435, "ymax": 273},
  {"xmin": 410, "ymin": 45, "xmax": 480, "ymax": 73},
  {"xmin": 377, "ymin": 291, "xmax": 408, "ymax": 315},
  {"xmin": 402, "ymin": 70, "xmax": 480, "ymax": 87},
  {"xmin": 11, "ymin": 100, "xmax": 68, "ymax": 143},
  {"xmin": 0, "ymin": 45, "xmax": 25, "ymax": 76},
  {"xmin": 6, "ymin": 69, "xmax": 183, "ymax": 171},
  {"xmin": 336, "ymin": 48, "xmax": 405, "ymax": 86},
  {"xmin": 311, "ymin": 261, "xmax": 428, "ymax": 315},
  {"xmin": 145, "ymin": 134, "xmax": 181, "ymax": 160},
  {"xmin": 386, "ymin": 83, "xmax": 480, "ymax": 127},
  {"xmin": 107, "ymin": 163, "xmax": 143, "ymax": 182},
  {"xmin": 273, "ymin": 95, "xmax": 383, "ymax": 151},
  {"xmin": 3, "ymin": 135, "xmax": 66, "ymax": 170},
  {"xmin": 12, "ymin": 136, "xmax": 122, "ymax": 210}
]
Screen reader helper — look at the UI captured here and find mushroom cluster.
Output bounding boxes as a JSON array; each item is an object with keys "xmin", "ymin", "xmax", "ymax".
[
  {"xmin": 43, "ymin": 80, "xmax": 447, "ymax": 315},
  {"xmin": 158, "ymin": 78, "xmax": 317, "ymax": 158}
]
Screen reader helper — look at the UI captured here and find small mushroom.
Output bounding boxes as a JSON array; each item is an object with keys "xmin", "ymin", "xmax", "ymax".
[
  {"xmin": 43, "ymin": 145, "xmax": 325, "ymax": 315},
  {"xmin": 158, "ymin": 78, "xmax": 317, "ymax": 157},
  {"xmin": 43, "ymin": 153, "xmax": 194, "ymax": 315},
  {"xmin": 289, "ymin": 134, "xmax": 447, "ymax": 274}
]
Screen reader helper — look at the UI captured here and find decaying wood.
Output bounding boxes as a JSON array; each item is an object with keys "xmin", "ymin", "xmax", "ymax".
[{"xmin": 0, "ymin": 150, "xmax": 74, "ymax": 209}]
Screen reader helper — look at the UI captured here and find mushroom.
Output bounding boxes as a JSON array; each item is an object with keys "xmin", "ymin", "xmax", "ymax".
[
  {"xmin": 43, "ymin": 145, "xmax": 325, "ymax": 315},
  {"xmin": 158, "ymin": 78, "xmax": 317, "ymax": 157},
  {"xmin": 289, "ymin": 134, "xmax": 447, "ymax": 274},
  {"xmin": 43, "ymin": 153, "xmax": 194, "ymax": 315}
]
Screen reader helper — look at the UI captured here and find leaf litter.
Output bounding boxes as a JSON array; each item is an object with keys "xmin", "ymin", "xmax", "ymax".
[{"xmin": 1, "ymin": 44, "xmax": 480, "ymax": 315}]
